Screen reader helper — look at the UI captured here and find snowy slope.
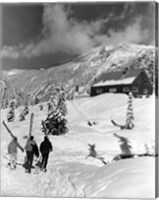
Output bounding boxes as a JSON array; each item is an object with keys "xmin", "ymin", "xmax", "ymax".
[
  {"xmin": 1, "ymin": 93, "xmax": 155, "ymax": 198},
  {"xmin": 3, "ymin": 69, "xmax": 24, "ymax": 77}
]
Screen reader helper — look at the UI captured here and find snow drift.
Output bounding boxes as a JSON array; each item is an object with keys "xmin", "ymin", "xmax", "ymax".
[{"xmin": 1, "ymin": 93, "xmax": 155, "ymax": 198}]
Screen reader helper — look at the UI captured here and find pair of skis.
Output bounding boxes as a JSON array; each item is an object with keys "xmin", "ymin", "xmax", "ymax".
[{"xmin": 2, "ymin": 113, "xmax": 34, "ymax": 139}]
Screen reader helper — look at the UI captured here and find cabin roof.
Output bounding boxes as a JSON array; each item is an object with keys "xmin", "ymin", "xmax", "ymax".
[{"xmin": 93, "ymin": 68, "xmax": 144, "ymax": 87}]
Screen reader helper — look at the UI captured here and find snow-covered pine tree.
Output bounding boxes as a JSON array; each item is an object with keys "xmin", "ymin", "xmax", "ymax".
[
  {"xmin": 144, "ymin": 144, "xmax": 150, "ymax": 155},
  {"xmin": 39, "ymin": 104, "xmax": 43, "ymax": 111},
  {"xmin": 47, "ymin": 102, "xmax": 53, "ymax": 114},
  {"xmin": 42, "ymin": 87, "xmax": 68, "ymax": 135},
  {"xmin": 3, "ymin": 99, "xmax": 8, "ymax": 109},
  {"xmin": 56, "ymin": 87, "xmax": 68, "ymax": 135},
  {"xmin": 99, "ymin": 47, "xmax": 106, "ymax": 55},
  {"xmin": 23, "ymin": 104, "xmax": 29, "ymax": 115},
  {"xmin": 7, "ymin": 108, "xmax": 15, "ymax": 122},
  {"xmin": 9, "ymin": 99, "xmax": 15, "ymax": 109},
  {"xmin": 34, "ymin": 96, "xmax": 39, "ymax": 105},
  {"xmin": 125, "ymin": 92, "xmax": 134, "ymax": 129},
  {"xmin": 47, "ymin": 90, "xmax": 58, "ymax": 114},
  {"xmin": 19, "ymin": 111, "xmax": 25, "ymax": 121},
  {"xmin": 7, "ymin": 99, "xmax": 15, "ymax": 122},
  {"xmin": 113, "ymin": 133, "xmax": 132, "ymax": 160}
]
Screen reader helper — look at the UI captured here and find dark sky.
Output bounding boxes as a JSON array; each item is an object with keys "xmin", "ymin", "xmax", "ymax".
[
  {"xmin": 2, "ymin": 4, "xmax": 43, "ymax": 46},
  {"xmin": 1, "ymin": 2, "xmax": 156, "ymax": 70}
]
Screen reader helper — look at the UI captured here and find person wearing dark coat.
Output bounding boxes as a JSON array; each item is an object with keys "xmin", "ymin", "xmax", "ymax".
[
  {"xmin": 40, "ymin": 136, "xmax": 52, "ymax": 172},
  {"xmin": 24, "ymin": 136, "xmax": 39, "ymax": 173}
]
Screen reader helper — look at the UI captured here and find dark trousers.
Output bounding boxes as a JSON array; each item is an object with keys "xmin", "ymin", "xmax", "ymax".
[
  {"xmin": 41, "ymin": 153, "xmax": 49, "ymax": 169},
  {"xmin": 26, "ymin": 152, "xmax": 34, "ymax": 173}
]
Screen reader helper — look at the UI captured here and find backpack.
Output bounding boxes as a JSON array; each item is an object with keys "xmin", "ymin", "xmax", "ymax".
[
  {"xmin": 25, "ymin": 140, "xmax": 34, "ymax": 152},
  {"xmin": 33, "ymin": 143, "xmax": 39, "ymax": 157}
]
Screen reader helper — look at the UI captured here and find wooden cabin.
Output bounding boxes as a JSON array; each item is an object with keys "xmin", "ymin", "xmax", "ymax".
[{"xmin": 90, "ymin": 68, "xmax": 153, "ymax": 97}]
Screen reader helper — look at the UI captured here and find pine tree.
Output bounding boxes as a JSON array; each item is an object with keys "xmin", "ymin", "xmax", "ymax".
[
  {"xmin": 7, "ymin": 99, "xmax": 15, "ymax": 122},
  {"xmin": 9, "ymin": 99, "xmax": 15, "ymax": 109},
  {"xmin": 23, "ymin": 104, "xmax": 29, "ymax": 115},
  {"xmin": 125, "ymin": 92, "xmax": 134, "ymax": 129},
  {"xmin": 3, "ymin": 99, "xmax": 8, "ymax": 109},
  {"xmin": 47, "ymin": 102, "xmax": 53, "ymax": 114},
  {"xmin": 56, "ymin": 87, "xmax": 68, "ymax": 135},
  {"xmin": 47, "ymin": 92, "xmax": 58, "ymax": 114},
  {"xmin": 114, "ymin": 133, "xmax": 132, "ymax": 157},
  {"xmin": 39, "ymin": 104, "xmax": 43, "ymax": 111},
  {"xmin": 42, "ymin": 87, "xmax": 68, "ymax": 135},
  {"xmin": 7, "ymin": 108, "xmax": 15, "ymax": 122},
  {"xmin": 34, "ymin": 96, "xmax": 39, "ymax": 105},
  {"xmin": 19, "ymin": 111, "xmax": 25, "ymax": 121}
]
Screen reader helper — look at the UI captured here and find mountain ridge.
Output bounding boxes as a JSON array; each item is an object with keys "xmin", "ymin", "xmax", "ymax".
[{"xmin": 1, "ymin": 43, "xmax": 156, "ymax": 105}]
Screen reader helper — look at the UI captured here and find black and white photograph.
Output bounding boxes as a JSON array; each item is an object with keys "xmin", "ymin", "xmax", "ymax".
[{"xmin": 0, "ymin": 1, "xmax": 158, "ymax": 198}]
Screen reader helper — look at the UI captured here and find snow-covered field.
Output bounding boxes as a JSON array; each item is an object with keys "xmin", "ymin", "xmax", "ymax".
[{"xmin": 1, "ymin": 93, "xmax": 155, "ymax": 198}]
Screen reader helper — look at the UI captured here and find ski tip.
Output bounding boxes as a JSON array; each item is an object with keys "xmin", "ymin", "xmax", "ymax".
[{"xmin": 2, "ymin": 120, "xmax": 6, "ymax": 125}]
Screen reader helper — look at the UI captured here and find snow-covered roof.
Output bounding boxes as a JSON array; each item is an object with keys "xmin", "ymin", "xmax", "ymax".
[
  {"xmin": 94, "ymin": 77, "xmax": 136, "ymax": 86},
  {"xmin": 93, "ymin": 68, "xmax": 143, "ymax": 87}
]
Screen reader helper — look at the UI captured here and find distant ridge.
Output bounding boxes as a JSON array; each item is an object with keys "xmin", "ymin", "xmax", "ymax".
[{"xmin": 2, "ymin": 43, "xmax": 156, "ymax": 104}]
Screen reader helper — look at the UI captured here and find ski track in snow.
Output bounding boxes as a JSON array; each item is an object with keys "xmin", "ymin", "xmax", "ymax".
[{"xmin": 1, "ymin": 93, "xmax": 155, "ymax": 198}]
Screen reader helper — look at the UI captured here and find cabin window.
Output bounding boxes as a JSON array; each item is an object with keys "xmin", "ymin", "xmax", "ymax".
[
  {"xmin": 96, "ymin": 89, "xmax": 103, "ymax": 94},
  {"xmin": 143, "ymin": 89, "xmax": 148, "ymax": 94},
  {"xmin": 123, "ymin": 87, "xmax": 129, "ymax": 92},
  {"xmin": 132, "ymin": 87, "xmax": 138, "ymax": 92},
  {"xmin": 109, "ymin": 88, "xmax": 117, "ymax": 93}
]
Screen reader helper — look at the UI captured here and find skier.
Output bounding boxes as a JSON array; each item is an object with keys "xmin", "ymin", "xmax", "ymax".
[
  {"xmin": 24, "ymin": 136, "xmax": 39, "ymax": 173},
  {"xmin": 8, "ymin": 137, "xmax": 24, "ymax": 169},
  {"xmin": 40, "ymin": 136, "xmax": 52, "ymax": 172}
]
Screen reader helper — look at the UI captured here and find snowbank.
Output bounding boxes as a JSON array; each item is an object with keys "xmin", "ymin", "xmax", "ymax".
[{"xmin": 1, "ymin": 93, "xmax": 155, "ymax": 198}]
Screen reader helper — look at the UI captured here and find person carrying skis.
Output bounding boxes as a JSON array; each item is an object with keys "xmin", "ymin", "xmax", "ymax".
[
  {"xmin": 24, "ymin": 136, "xmax": 39, "ymax": 173},
  {"xmin": 8, "ymin": 137, "xmax": 24, "ymax": 169},
  {"xmin": 40, "ymin": 136, "xmax": 52, "ymax": 172}
]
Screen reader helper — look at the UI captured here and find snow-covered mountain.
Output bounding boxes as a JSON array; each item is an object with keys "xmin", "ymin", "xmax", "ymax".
[
  {"xmin": 3, "ymin": 69, "xmax": 24, "ymax": 77},
  {"xmin": 1, "ymin": 43, "xmax": 156, "ymax": 103}
]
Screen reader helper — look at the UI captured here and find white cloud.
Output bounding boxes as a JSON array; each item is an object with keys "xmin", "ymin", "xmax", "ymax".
[
  {"xmin": 0, "ymin": 46, "xmax": 21, "ymax": 59},
  {"xmin": 0, "ymin": 4, "xmax": 150, "ymax": 59}
]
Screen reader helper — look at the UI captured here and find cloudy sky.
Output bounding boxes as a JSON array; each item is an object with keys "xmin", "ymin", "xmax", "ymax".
[{"xmin": 0, "ymin": 2, "xmax": 156, "ymax": 70}]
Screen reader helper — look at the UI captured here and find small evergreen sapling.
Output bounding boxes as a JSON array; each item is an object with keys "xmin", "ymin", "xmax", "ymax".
[
  {"xmin": 56, "ymin": 88, "xmax": 68, "ymax": 135},
  {"xmin": 125, "ymin": 92, "xmax": 134, "ymax": 129},
  {"xmin": 47, "ymin": 102, "xmax": 52, "ymax": 113},
  {"xmin": 39, "ymin": 104, "xmax": 43, "ymax": 111},
  {"xmin": 9, "ymin": 99, "xmax": 15, "ymax": 109},
  {"xmin": 19, "ymin": 104, "xmax": 29, "ymax": 122},
  {"xmin": 113, "ymin": 133, "xmax": 133, "ymax": 160},
  {"xmin": 19, "ymin": 111, "xmax": 25, "ymax": 121},
  {"xmin": 7, "ymin": 100, "xmax": 15, "ymax": 122},
  {"xmin": 23, "ymin": 104, "xmax": 29, "ymax": 115},
  {"xmin": 3, "ymin": 99, "xmax": 8, "ymax": 109},
  {"xmin": 7, "ymin": 108, "xmax": 15, "ymax": 122},
  {"xmin": 111, "ymin": 92, "xmax": 135, "ymax": 130}
]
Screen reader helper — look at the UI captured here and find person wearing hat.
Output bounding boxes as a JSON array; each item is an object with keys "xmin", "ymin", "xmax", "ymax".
[
  {"xmin": 40, "ymin": 136, "xmax": 52, "ymax": 172},
  {"xmin": 8, "ymin": 137, "xmax": 24, "ymax": 169}
]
